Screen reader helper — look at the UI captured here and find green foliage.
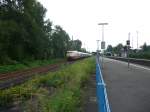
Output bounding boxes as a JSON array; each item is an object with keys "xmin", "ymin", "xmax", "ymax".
[
  {"xmin": 141, "ymin": 43, "xmax": 148, "ymax": 52},
  {"xmin": 0, "ymin": 0, "xmax": 84, "ymax": 64},
  {"xmin": 0, "ymin": 57, "xmax": 95, "ymax": 111},
  {"xmin": 0, "ymin": 83, "xmax": 36, "ymax": 107},
  {"xmin": 69, "ymin": 39, "xmax": 82, "ymax": 51},
  {"xmin": 39, "ymin": 73, "xmax": 66, "ymax": 88},
  {"xmin": 129, "ymin": 43, "xmax": 150, "ymax": 59},
  {"xmin": 107, "ymin": 42, "xmax": 150, "ymax": 59},
  {"xmin": 51, "ymin": 25, "xmax": 70, "ymax": 58},
  {"xmin": 0, "ymin": 0, "xmax": 51, "ymax": 62},
  {"xmin": 107, "ymin": 45, "xmax": 113, "ymax": 52},
  {"xmin": 129, "ymin": 52, "xmax": 150, "ymax": 59},
  {"xmin": 0, "ymin": 64, "xmax": 27, "ymax": 74},
  {"xmin": 0, "ymin": 58, "xmax": 63, "ymax": 74},
  {"xmin": 50, "ymin": 88, "xmax": 81, "ymax": 112},
  {"xmin": 106, "ymin": 43, "xmax": 124, "ymax": 56},
  {"xmin": 25, "ymin": 57, "xmax": 95, "ymax": 112}
]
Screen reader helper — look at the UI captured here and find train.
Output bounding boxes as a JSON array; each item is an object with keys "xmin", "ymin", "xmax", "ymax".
[{"xmin": 66, "ymin": 51, "xmax": 92, "ymax": 60}]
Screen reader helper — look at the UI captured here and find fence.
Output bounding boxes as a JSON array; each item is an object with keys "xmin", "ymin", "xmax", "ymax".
[{"xmin": 96, "ymin": 55, "xmax": 111, "ymax": 112}]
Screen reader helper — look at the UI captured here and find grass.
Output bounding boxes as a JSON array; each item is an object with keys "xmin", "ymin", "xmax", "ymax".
[
  {"xmin": 0, "ymin": 57, "xmax": 95, "ymax": 112},
  {"xmin": 0, "ymin": 58, "xmax": 64, "ymax": 74}
]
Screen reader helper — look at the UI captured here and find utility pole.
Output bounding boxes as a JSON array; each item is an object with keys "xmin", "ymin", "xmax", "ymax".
[
  {"xmin": 97, "ymin": 40, "xmax": 100, "ymax": 62},
  {"xmin": 132, "ymin": 36, "xmax": 133, "ymax": 48},
  {"xmin": 71, "ymin": 36, "xmax": 74, "ymax": 50},
  {"xmin": 128, "ymin": 32, "xmax": 130, "ymax": 40},
  {"xmin": 97, "ymin": 40, "xmax": 100, "ymax": 51},
  {"xmin": 127, "ymin": 32, "xmax": 131, "ymax": 68},
  {"xmin": 136, "ymin": 31, "xmax": 139, "ymax": 49},
  {"xmin": 98, "ymin": 23, "xmax": 108, "ymax": 68}
]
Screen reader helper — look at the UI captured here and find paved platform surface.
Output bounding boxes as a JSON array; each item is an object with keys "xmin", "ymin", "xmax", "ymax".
[
  {"xmin": 102, "ymin": 58, "xmax": 150, "ymax": 112},
  {"xmin": 83, "ymin": 73, "xmax": 98, "ymax": 112}
]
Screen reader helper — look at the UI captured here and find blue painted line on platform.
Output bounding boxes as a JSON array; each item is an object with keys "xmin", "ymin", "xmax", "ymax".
[{"xmin": 96, "ymin": 56, "xmax": 111, "ymax": 112}]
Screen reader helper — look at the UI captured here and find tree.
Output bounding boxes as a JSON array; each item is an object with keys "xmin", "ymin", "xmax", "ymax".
[
  {"xmin": 51, "ymin": 25, "xmax": 70, "ymax": 58},
  {"xmin": 69, "ymin": 39, "xmax": 82, "ymax": 51},
  {"xmin": 142, "ymin": 43, "xmax": 148, "ymax": 52},
  {"xmin": 0, "ymin": 0, "xmax": 83, "ymax": 64},
  {"xmin": 114, "ymin": 44, "xmax": 123, "ymax": 55},
  {"xmin": 106, "ymin": 45, "xmax": 113, "ymax": 52},
  {"xmin": 0, "ymin": 0, "xmax": 52, "ymax": 63},
  {"xmin": 80, "ymin": 48, "xmax": 87, "ymax": 52}
]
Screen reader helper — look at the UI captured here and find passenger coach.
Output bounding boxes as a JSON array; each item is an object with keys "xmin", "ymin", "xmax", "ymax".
[{"xmin": 66, "ymin": 51, "xmax": 91, "ymax": 60}]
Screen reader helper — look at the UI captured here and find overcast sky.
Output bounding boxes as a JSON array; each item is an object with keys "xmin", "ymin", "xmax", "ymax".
[{"xmin": 38, "ymin": 0, "xmax": 150, "ymax": 51}]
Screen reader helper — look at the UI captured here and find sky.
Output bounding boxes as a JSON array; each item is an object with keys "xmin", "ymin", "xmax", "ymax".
[{"xmin": 38, "ymin": 0, "xmax": 150, "ymax": 52}]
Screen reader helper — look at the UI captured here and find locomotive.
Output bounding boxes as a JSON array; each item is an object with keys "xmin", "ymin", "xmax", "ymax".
[{"xmin": 66, "ymin": 51, "xmax": 91, "ymax": 60}]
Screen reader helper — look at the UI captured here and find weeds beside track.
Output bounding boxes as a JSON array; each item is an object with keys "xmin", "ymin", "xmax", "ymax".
[
  {"xmin": 0, "ymin": 61, "xmax": 67, "ymax": 89},
  {"xmin": 0, "ymin": 57, "xmax": 95, "ymax": 112}
]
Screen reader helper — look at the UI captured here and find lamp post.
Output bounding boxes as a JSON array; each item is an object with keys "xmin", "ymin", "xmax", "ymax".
[
  {"xmin": 98, "ymin": 23, "xmax": 108, "ymax": 68},
  {"xmin": 98, "ymin": 23, "xmax": 108, "ymax": 42}
]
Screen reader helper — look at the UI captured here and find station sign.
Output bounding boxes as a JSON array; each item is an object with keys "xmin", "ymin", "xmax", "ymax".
[{"xmin": 101, "ymin": 41, "xmax": 105, "ymax": 49}]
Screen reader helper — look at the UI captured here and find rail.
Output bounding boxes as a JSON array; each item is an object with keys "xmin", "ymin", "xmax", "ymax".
[
  {"xmin": 96, "ymin": 55, "xmax": 111, "ymax": 112},
  {"xmin": 107, "ymin": 56, "xmax": 150, "ymax": 67}
]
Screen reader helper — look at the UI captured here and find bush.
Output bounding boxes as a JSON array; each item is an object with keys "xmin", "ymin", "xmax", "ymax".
[{"xmin": 129, "ymin": 52, "xmax": 150, "ymax": 59}]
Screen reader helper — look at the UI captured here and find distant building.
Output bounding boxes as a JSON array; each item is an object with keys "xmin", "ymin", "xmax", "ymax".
[
  {"xmin": 121, "ymin": 48, "xmax": 127, "ymax": 57},
  {"xmin": 114, "ymin": 54, "xmax": 117, "ymax": 57},
  {"xmin": 121, "ymin": 51, "xmax": 127, "ymax": 57}
]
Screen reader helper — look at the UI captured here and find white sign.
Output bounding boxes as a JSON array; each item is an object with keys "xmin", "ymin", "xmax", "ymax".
[{"xmin": 101, "ymin": 41, "xmax": 105, "ymax": 49}]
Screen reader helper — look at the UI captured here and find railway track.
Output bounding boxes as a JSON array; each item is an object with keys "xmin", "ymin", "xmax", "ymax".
[
  {"xmin": 0, "ymin": 61, "xmax": 73, "ymax": 89},
  {"xmin": 106, "ymin": 56, "xmax": 150, "ymax": 67}
]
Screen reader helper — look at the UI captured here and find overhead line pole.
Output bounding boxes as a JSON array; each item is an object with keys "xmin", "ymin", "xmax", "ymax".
[
  {"xmin": 127, "ymin": 32, "xmax": 131, "ymax": 68},
  {"xmin": 137, "ymin": 31, "xmax": 139, "ymax": 49},
  {"xmin": 97, "ymin": 40, "xmax": 100, "ymax": 51},
  {"xmin": 98, "ymin": 23, "xmax": 108, "ymax": 68},
  {"xmin": 97, "ymin": 40, "xmax": 100, "ymax": 62}
]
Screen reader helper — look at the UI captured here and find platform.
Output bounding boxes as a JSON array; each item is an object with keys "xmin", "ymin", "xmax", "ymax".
[{"xmin": 102, "ymin": 58, "xmax": 150, "ymax": 112}]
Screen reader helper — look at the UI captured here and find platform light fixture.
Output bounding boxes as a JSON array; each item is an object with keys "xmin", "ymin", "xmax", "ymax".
[{"xmin": 98, "ymin": 22, "xmax": 109, "ymax": 50}]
